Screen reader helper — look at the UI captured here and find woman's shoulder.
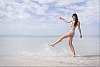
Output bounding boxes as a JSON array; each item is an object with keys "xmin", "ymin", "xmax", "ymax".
[
  {"xmin": 77, "ymin": 21, "xmax": 80, "ymax": 25},
  {"xmin": 78, "ymin": 21, "xmax": 80, "ymax": 22},
  {"xmin": 78, "ymin": 21, "xmax": 80, "ymax": 23}
]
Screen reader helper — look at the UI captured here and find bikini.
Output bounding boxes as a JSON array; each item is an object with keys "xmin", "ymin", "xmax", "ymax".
[{"xmin": 70, "ymin": 21, "xmax": 75, "ymax": 36}]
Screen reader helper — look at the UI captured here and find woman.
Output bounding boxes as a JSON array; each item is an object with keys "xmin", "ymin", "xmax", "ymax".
[{"xmin": 49, "ymin": 13, "xmax": 82, "ymax": 57}]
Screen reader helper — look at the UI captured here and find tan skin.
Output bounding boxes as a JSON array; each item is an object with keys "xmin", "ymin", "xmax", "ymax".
[{"xmin": 49, "ymin": 16, "xmax": 82, "ymax": 57}]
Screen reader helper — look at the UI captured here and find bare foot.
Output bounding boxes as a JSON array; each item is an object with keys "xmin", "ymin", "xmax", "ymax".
[{"xmin": 48, "ymin": 44, "xmax": 54, "ymax": 47}]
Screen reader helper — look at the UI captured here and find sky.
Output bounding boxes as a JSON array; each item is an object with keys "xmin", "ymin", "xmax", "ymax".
[{"xmin": 0, "ymin": 0, "xmax": 100, "ymax": 36}]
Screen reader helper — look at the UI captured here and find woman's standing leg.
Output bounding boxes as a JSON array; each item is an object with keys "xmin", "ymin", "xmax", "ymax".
[{"xmin": 69, "ymin": 37, "xmax": 76, "ymax": 57}]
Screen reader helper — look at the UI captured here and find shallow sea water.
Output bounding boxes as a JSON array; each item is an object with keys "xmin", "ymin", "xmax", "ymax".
[{"xmin": 0, "ymin": 36, "xmax": 99, "ymax": 66}]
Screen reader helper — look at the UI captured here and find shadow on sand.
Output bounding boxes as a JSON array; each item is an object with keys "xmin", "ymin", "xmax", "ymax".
[{"xmin": 76, "ymin": 55, "xmax": 100, "ymax": 58}]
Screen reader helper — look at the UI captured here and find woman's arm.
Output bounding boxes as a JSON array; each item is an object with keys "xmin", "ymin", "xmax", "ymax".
[
  {"xmin": 77, "ymin": 21, "xmax": 82, "ymax": 38},
  {"xmin": 60, "ymin": 17, "xmax": 72, "ymax": 23}
]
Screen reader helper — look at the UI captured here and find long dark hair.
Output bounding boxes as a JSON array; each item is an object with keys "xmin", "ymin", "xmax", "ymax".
[{"xmin": 72, "ymin": 13, "xmax": 78, "ymax": 26}]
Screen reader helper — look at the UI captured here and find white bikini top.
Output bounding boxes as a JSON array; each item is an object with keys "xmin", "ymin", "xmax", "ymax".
[{"xmin": 71, "ymin": 21, "xmax": 75, "ymax": 26}]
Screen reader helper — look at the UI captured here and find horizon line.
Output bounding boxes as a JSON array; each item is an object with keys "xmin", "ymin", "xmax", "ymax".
[{"xmin": 0, "ymin": 35, "xmax": 99, "ymax": 37}]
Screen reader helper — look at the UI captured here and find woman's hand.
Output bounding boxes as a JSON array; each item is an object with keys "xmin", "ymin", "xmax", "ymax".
[
  {"xmin": 80, "ymin": 34, "xmax": 82, "ymax": 38},
  {"xmin": 59, "ymin": 17, "xmax": 63, "ymax": 19}
]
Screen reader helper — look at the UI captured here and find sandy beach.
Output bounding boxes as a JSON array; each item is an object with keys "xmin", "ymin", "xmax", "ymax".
[{"xmin": 0, "ymin": 36, "xmax": 99, "ymax": 66}]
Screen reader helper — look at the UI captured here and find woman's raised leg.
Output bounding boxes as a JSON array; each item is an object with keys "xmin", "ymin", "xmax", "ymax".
[{"xmin": 49, "ymin": 33, "xmax": 70, "ymax": 47}]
